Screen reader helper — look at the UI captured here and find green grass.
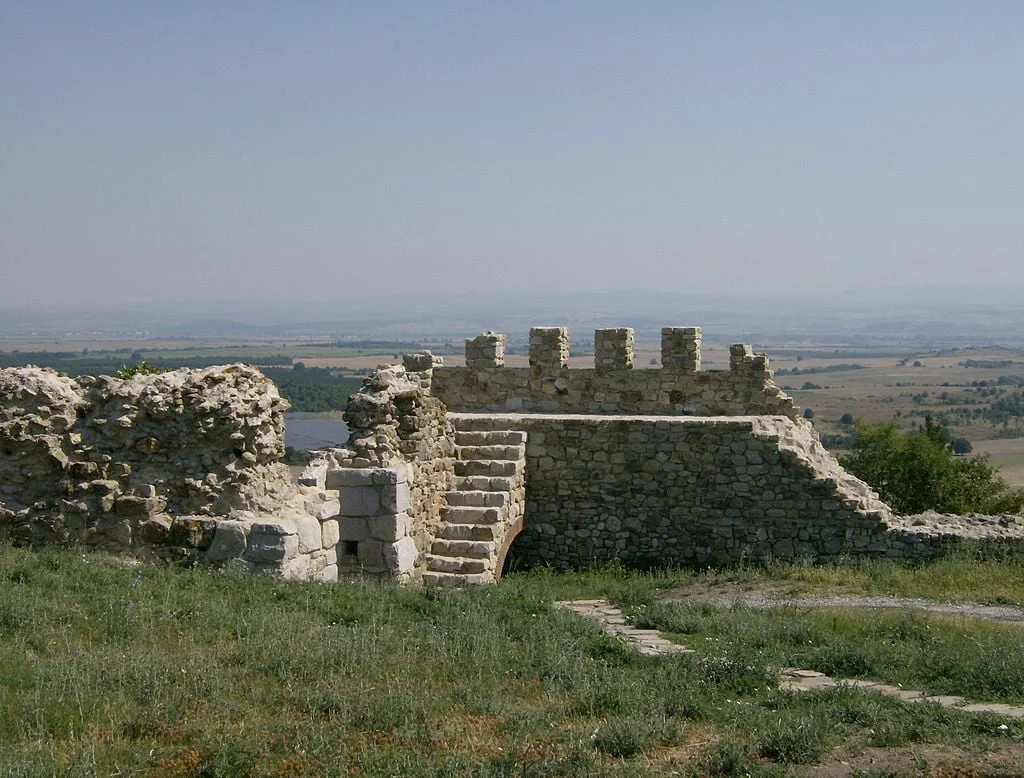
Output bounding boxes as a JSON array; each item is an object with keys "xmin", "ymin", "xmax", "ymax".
[
  {"xmin": 1, "ymin": 547, "xmax": 1023, "ymax": 776},
  {"xmin": 670, "ymin": 551, "xmax": 1024, "ymax": 605}
]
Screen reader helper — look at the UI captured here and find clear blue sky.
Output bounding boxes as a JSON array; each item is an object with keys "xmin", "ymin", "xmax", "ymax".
[{"xmin": 2, "ymin": 1, "xmax": 1022, "ymax": 306}]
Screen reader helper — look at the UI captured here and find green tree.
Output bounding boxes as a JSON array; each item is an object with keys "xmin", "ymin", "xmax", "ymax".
[{"xmin": 840, "ymin": 417, "xmax": 1024, "ymax": 515}]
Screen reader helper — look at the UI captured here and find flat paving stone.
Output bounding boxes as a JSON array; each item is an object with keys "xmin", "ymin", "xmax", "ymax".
[{"xmin": 559, "ymin": 602, "xmax": 1024, "ymax": 721}]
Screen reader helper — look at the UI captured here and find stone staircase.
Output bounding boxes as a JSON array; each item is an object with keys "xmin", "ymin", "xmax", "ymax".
[{"xmin": 423, "ymin": 426, "xmax": 526, "ymax": 586}]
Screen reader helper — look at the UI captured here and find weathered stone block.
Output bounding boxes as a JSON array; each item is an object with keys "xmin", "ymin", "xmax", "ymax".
[
  {"xmin": 384, "ymin": 537, "xmax": 417, "ymax": 573},
  {"xmin": 326, "ymin": 467, "xmax": 376, "ymax": 489},
  {"xmin": 169, "ymin": 516, "xmax": 218, "ymax": 550},
  {"xmin": 321, "ymin": 518, "xmax": 340, "ymax": 548},
  {"xmin": 298, "ymin": 464, "xmax": 326, "ymax": 489},
  {"xmin": 339, "ymin": 486, "xmax": 380, "ymax": 516},
  {"xmin": 358, "ymin": 538, "xmax": 385, "ymax": 571},
  {"xmin": 205, "ymin": 520, "xmax": 249, "ymax": 562},
  {"xmin": 339, "ymin": 516, "xmax": 369, "ymax": 542},
  {"xmin": 245, "ymin": 531, "xmax": 299, "ymax": 564},
  {"xmin": 380, "ymin": 481, "xmax": 411, "ymax": 513},
  {"xmin": 368, "ymin": 512, "xmax": 409, "ymax": 542},
  {"xmin": 294, "ymin": 514, "xmax": 323, "ymax": 553},
  {"xmin": 138, "ymin": 514, "xmax": 172, "ymax": 545}
]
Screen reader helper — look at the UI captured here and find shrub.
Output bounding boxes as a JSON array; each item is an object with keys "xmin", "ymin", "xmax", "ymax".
[
  {"xmin": 114, "ymin": 360, "xmax": 162, "ymax": 379},
  {"xmin": 840, "ymin": 417, "xmax": 1024, "ymax": 514}
]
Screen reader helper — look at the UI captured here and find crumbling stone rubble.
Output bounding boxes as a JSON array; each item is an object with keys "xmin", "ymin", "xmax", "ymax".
[{"xmin": 1, "ymin": 364, "xmax": 339, "ymax": 578}]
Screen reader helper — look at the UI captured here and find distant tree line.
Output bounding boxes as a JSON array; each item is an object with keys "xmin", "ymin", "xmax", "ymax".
[
  {"xmin": 262, "ymin": 367, "xmax": 362, "ymax": 412},
  {"xmin": 961, "ymin": 359, "xmax": 1024, "ymax": 369},
  {"xmin": 775, "ymin": 363, "xmax": 866, "ymax": 376}
]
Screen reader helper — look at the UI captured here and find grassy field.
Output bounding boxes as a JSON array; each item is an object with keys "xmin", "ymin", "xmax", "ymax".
[{"xmin": 2, "ymin": 547, "xmax": 1023, "ymax": 776}]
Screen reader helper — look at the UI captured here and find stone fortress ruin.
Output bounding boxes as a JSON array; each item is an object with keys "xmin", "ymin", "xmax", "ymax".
[{"xmin": 2, "ymin": 326, "xmax": 1022, "ymax": 584}]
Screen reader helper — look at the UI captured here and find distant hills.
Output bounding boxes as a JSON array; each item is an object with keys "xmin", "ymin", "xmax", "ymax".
[{"xmin": 2, "ymin": 285, "xmax": 1023, "ymax": 347}]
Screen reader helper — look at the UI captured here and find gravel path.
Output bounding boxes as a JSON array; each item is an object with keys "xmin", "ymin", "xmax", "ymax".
[{"xmin": 675, "ymin": 593, "xmax": 1024, "ymax": 622}]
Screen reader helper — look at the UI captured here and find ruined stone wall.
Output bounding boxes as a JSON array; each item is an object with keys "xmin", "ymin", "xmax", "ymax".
[
  {"xmin": 0, "ymin": 365, "xmax": 340, "ymax": 579},
  {"xmin": 432, "ymin": 327, "xmax": 798, "ymax": 418},
  {"xmin": 452, "ymin": 413, "xmax": 901, "ymax": 570},
  {"xmin": 309, "ymin": 354, "xmax": 455, "ymax": 581},
  {"xmin": 452, "ymin": 412, "xmax": 1024, "ymax": 570}
]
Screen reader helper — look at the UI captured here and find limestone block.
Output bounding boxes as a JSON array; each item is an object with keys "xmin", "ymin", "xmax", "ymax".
[
  {"xmin": 168, "ymin": 516, "xmax": 218, "ymax": 550},
  {"xmin": 314, "ymin": 564, "xmax": 338, "ymax": 583},
  {"xmin": 245, "ymin": 530, "xmax": 299, "ymax": 564},
  {"xmin": 326, "ymin": 467, "xmax": 376, "ymax": 489},
  {"xmin": 340, "ymin": 516, "xmax": 369, "ymax": 541},
  {"xmin": 368, "ymin": 512, "xmax": 409, "ymax": 542},
  {"xmin": 380, "ymin": 481, "xmax": 411, "ymax": 513},
  {"xmin": 205, "ymin": 520, "xmax": 250, "ymax": 562},
  {"xmin": 371, "ymin": 466, "xmax": 408, "ymax": 486},
  {"xmin": 312, "ymin": 495, "xmax": 340, "ymax": 520},
  {"xmin": 321, "ymin": 518, "xmax": 340, "ymax": 548},
  {"xmin": 250, "ymin": 519, "xmax": 298, "ymax": 536},
  {"xmin": 384, "ymin": 537, "xmax": 417, "ymax": 573},
  {"xmin": 138, "ymin": 514, "xmax": 172, "ymax": 545},
  {"xmin": 358, "ymin": 538, "xmax": 385, "ymax": 571},
  {"xmin": 294, "ymin": 514, "xmax": 323, "ymax": 553},
  {"xmin": 340, "ymin": 486, "xmax": 381, "ymax": 516},
  {"xmin": 279, "ymin": 555, "xmax": 312, "ymax": 581},
  {"xmin": 298, "ymin": 464, "xmax": 326, "ymax": 489}
]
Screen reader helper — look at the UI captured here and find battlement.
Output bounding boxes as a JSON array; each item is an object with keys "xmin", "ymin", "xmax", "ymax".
[{"xmin": 431, "ymin": 326, "xmax": 798, "ymax": 418}]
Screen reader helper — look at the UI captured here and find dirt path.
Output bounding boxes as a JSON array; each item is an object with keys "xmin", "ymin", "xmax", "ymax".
[{"xmin": 659, "ymin": 581, "xmax": 1024, "ymax": 623}]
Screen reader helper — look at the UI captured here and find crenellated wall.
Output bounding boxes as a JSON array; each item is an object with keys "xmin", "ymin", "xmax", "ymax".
[
  {"xmin": 3, "ymin": 325, "xmax": 1022, "ymax": 585},
  {"xmin": 431, "ymin": 327, "xmax": 799, "ymax": 418}
]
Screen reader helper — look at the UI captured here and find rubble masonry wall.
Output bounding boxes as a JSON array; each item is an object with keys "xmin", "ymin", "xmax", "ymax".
[
  {"xmin": 0, "ymin": 365, "xmax": 340, "ymax": 579},
  {"xmin": 432, "ymin": 327, "xmax": 799, "ymax": 418}
]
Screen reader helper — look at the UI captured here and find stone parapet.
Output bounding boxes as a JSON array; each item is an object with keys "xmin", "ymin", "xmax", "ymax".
[
  {"xmin": 433, "ymin": 327, "xmax": 795, "ymax": 418},
  {"xmin": 594, "ymin": 328, "xmax": 634, "ymax": 373},
  {"xmin": 465, "ymin": 332, "xmax": 505, "ymax": 369},
  {"xmin": 529, "ymin": 327, "xmax": 570, "ymax": 372},
  {"xmin": 661, "ymin": 327, "xmax": 702, "ymax": 373}
]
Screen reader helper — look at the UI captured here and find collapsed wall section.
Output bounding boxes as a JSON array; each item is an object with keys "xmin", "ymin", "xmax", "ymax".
[
  {"xmin": 0, "ymin": 365, "xmax": 340, "ymax": 579},
  {"xmin": 305, "ymin": 353, "xmax": 455, "ymax": 581}
]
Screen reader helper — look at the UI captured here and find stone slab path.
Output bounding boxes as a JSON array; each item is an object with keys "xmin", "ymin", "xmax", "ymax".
[{"xmin": 554, "ymin": 599, "xmax": 1024, "ymax": 720}]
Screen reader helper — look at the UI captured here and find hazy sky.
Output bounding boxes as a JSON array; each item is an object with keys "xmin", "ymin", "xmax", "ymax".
[{"xmin": 2, "ymin": 2, "xmax": 1023, "ymax": 306}]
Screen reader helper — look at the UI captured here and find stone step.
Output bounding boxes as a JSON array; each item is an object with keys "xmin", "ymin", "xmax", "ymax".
[
  {"xmin": 445, "ymin": 490, "xmax": 507, "ymax": 508},
  {"xmin": 431, "ymin": 539, "xmax": 495, "ymax": 558},
  {"xmin": 422, "ymin": 570, "xmax": 493, "ymax": 587},
  {"xmin": 435, "ymin": 522, "xmax": 499, "ymax": 541},
  {"xmin": 454, "ymin": 460, "xmax": 522, "ymax": 477},
  {"xmin": 454, "ymin": 476, "xmax": 516, "ymax": 493},
  {"xmin": 455, "ymin": 430, "xmax": 527, "ymax": 446},
  {"xmin": 456, "ymin": 444, "xmax": 525, "ymax": 461},
  {"xmin": 426, "ymin": 554, "xmax": 488, "ymax": 574},
  {"xmin": 440, "ymin": 505, "xmax": 503, "ymax": 524}
]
